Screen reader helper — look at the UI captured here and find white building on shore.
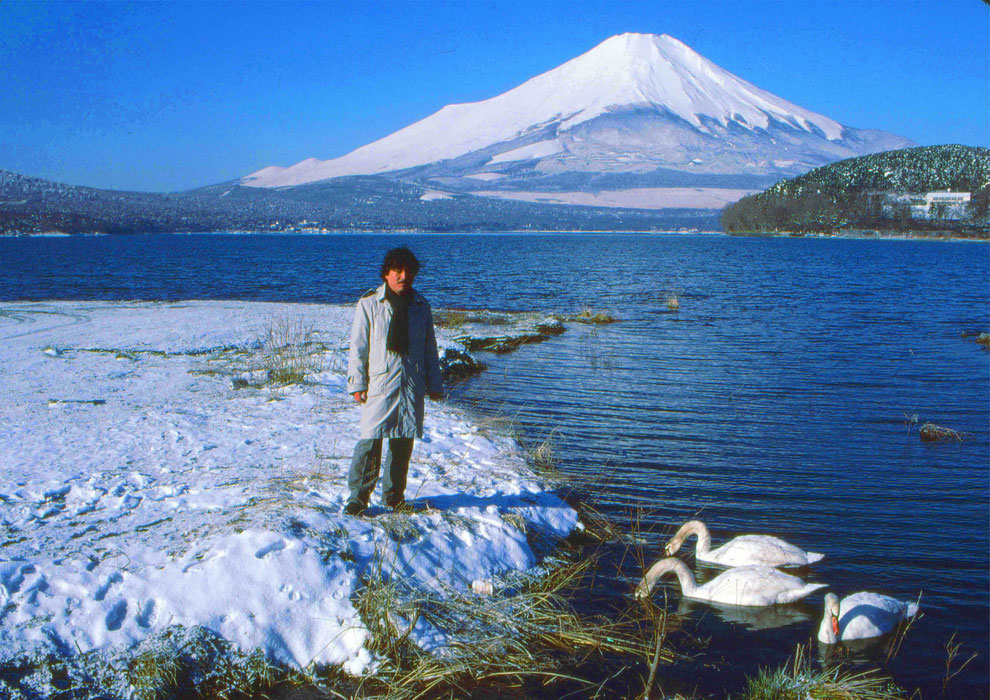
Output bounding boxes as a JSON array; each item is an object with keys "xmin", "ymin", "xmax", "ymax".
[{"xmin": 908, "ymin": 190, "xmax": 971, "ymax": 219}]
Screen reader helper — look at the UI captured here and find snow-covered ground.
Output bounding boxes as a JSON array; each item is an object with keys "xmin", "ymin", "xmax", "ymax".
[
  {"xmin": 470, "ymin": 186, "xmax": 760, "ymax": 210},
  {"xmin": 0, "ymin": 301, "xmax": 580, "ymax": 681}
]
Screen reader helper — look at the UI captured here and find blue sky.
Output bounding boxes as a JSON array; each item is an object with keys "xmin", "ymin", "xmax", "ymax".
[{"xmin": 1, "ymin": 0, "xmax": 986, "ymax": 192}]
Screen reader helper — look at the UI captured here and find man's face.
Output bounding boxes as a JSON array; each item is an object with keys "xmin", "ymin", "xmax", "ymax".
[{"xmin": 384, "ymin": 266, "xmax": 415, "ymax": 294}]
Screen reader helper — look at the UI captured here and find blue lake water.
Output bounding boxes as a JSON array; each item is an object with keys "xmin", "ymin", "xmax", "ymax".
[{"xmin": 2, "ymin": 232, "xmax": 988, "ymax": 697}]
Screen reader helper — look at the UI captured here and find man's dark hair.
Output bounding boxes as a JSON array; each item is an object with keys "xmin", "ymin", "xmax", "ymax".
[{"xmin": 379, "ymin": 247, "xmax": 420, "ymax": 280}]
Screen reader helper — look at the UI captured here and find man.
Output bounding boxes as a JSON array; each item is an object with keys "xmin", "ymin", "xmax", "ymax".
[{"xmin": 344, "ymin": 247, "xmax": 443, "ymax": 516}]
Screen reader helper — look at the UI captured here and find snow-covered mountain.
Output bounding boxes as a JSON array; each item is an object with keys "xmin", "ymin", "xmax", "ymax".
[{"xmin": 243, "ymin": 33, "xmax": 912, "ymax": 207}]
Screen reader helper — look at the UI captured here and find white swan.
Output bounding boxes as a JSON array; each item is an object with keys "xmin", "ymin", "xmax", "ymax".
[
  {"xmin": 635, "ymin": 557, "xmax": 827, "ymax": 606},
  {"xmin": 664, "ymin": 519, "xmax": 824, "ymax": 568},
  {"xmin": 817, "ymin": 591, "xmax": 920, "ymax": 644}
]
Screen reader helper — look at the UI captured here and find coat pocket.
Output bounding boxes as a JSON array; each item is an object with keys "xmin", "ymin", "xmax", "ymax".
[{"xmin": 367, "ymin": 369, "xmax": 389, "ymax": 397}]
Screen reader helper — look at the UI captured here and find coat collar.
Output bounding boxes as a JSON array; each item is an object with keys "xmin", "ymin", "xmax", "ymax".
[{"xmin": 373, "ymin": 282, "xmax": 425, "ymax": 305}]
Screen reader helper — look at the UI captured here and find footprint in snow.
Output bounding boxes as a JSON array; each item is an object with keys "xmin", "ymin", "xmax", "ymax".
[
  {"xmin": 1, "ymin": 564, "xmax": 37, "ymax": 595},
  {"xmin": 94, "ymin": 572, "xmax": 123, "ymax": 601},
  {"xmin": 43, "ymin": 485, "xmax": 71, "ymax": 501},
  {"xmin": 255, "ymin": 539, "xmax": 286, "ymax": 559},
  {"xmin": 25, "ymin": 576, "xmax": 50, "ymax": 605},
  {"xmin": 136, "ymin": 599, "xmax": 159, "ymax": 628},
  {"xmin": 105, "ymin": 600, "xmax": 127, "ymax": 631}
]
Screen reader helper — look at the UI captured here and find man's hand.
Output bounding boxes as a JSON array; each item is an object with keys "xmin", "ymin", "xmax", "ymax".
[
  {"xmin": 352, "ymin": 391, "xmax": 367, "ymax": 403},
  {"xmin": 428, "ymin": 392, "xmax": 443, "ymax": 401}
]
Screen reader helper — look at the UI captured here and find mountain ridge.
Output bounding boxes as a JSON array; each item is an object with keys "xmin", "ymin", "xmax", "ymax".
[{"xmin": 0, "ymin": 168, "xmax": 718, "ymax": 235}]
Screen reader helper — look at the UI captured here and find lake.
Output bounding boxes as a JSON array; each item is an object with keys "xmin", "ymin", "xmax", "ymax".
[{"xmin": 2, "ymin": 232, "xmax": 988, "ymax": 697}]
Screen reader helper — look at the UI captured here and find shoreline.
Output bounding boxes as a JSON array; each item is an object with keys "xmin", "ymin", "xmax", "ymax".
[
  {"xmin": 725, "ymin": 228, "xmax": 988, "ymax": 242},
  {"xmin": 0, "ymin": 300, "xmax": 585, "ymax": 695},
  {"xmin": 3, "ymin": 226, "xmax": 986, "ymax": 241}
]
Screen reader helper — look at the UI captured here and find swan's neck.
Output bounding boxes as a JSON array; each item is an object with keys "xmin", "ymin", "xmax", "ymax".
[
  {"xmin": 818, "ymin": 614, "xmax": 838, "ymax": 644},
  {"xmin": 669, "ymin": 558, "xmax": 699, "ymax": 596},
  {"xmin": 642, "ymin": 558, "xmax": 698, "ymax": 597},
  {"xmin": 818, "ymin": 595, "xmax": 841, "ymax": 644},
  {"xmin": 674, "ymin": 520, "xmax": 711, "ymax": 556}
]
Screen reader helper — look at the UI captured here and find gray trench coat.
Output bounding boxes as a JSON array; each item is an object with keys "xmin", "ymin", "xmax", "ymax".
[{"xmin": 346, "ymin": 283, "xmax": 443, "ymax": 439}]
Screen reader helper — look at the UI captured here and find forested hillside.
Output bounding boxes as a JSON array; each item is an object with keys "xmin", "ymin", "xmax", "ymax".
[{"xmin": 720, "ymin": 145, "xmax": 989, "ymax": 237}]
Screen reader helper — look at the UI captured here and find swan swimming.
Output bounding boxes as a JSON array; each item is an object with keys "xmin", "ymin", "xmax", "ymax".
[
  {"xmin": 817, "ymin": 591, "xmax": 920, "ymax": 644},
  {"xmin": 664, "ymin": 519, "xmax": 824, "ymax": 568},
  {"xmin": 635, "ymin": 557, "xmax": 827, "ymax": 606}
]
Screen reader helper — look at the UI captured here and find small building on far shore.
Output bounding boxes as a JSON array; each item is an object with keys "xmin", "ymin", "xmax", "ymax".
[{"xmin": 909, "ymin": 190, "xmax": 971, "ymax": 219}]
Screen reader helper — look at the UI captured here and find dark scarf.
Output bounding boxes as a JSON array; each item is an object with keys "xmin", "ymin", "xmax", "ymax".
[{"xmin": 384, "ymin": 285, "xmax": 412, "ymax": 355}]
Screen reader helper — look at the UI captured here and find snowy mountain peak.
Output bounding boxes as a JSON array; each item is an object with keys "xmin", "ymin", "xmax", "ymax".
[
  {"xmin": 243, "ymin": 33, "xmax": 903, "ymax": 189},
  {"xmin": 550, "ymin": 32, "xmax": 843, "ymax": 139}
]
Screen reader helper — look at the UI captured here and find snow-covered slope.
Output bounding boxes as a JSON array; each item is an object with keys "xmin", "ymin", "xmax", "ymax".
[
  {"xmin": 0, "ymin": 301, "xmax": 580, "ymax": 689},
  {"xmin": 243, "ymin": 33, "xmax": 912, "ymax": 191}
]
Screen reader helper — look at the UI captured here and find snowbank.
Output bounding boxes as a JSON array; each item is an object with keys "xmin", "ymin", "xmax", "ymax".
[{"xmin": 0, "ymin": 301, "xmax": 580, "ymax": 678}]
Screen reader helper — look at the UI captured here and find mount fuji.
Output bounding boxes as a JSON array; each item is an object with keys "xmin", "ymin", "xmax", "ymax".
[{"xmin": 242, "ymin": 33, "xmax": 911, "ymax": 210}]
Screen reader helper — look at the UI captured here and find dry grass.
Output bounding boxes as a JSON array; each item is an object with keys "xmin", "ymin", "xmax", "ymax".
[
  {"xmin": 571, "ymin": 307, "xmax": 618, "ymax": 324},
  {"xmin": 918, "ymin": 422, "xmax": 969, "ymax": 442},
  {"xmin": 528, "ymin": 429, "xmax": 560, "ymax": 474},
  {"xmin": 942, "ymin": 632, "xmax": 978, "ymax": 695},
  {"xmin": 344, "ymin": 543, "xmax": 651, "ymax": 700},
  {"xmin": 433, "ymin": 309, "xmax": 513, "ymax": 329},
  {"xmin": 461, "ymin": 333, "xmax": 549, "ymax": 354},
  {"xmin": 183, "ymin": 318, "xmax": 331, "ymax": 396},
  {"xmin": 432, "ymin": 309, "xmax": 469, "ymax": 329},
  {"xmin": 961, "ymin": 331, "xmax": 990, "ymax": 350},
  {"xmin": 261, "ymin": 318, "xmax": 325, "ymax": 388},
  {"xmin": 127, "ymin": 646, "xmax": 183, "ymax": 699},
  {"xmin": 3, "ymin": 627, "xmax": 351, "ymax": 700},
  {"xmin": 741, "ymin": 644, "xmax": 906, "ymax": 700}
]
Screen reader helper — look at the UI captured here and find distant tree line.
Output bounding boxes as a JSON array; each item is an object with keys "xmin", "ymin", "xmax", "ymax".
[
  {"xmin": 0, "ymin": 170, "xmax": 719, "ymax": 235},
  {"xmin": 722, "ymin": 188, "xmax": 988, "ymax": 237}
]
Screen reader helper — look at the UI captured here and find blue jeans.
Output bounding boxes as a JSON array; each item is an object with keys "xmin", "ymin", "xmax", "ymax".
[{"xmin": 347, "ymin": 438, "xmax": 413, "ymax": 507}]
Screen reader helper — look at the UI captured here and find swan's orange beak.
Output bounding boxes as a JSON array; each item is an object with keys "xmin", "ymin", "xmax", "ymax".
[{"xmin": 830, "ymin": 614, "xmax": 840, "ymax": 636}]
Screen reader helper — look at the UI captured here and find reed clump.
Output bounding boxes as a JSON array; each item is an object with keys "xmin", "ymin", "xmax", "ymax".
[
  {"xmin": 741, "ymin": 644, "xmax": 906, "ymax": 700},
  {"xmin": 462, "ymin": 333, "xmax": 548, "ymax": 354},
  {"xmin": 433, "ymin": 309, "xmax": 513, "ymax": 329},
  {"xmin": 571, "ymin": 307, "xmax": 618, "ymax": 324},
  {"xmin": 432, "ymin": 309, "xmax": 469, "ymax": 329},
  {"xmin": 918, "ymin": 422, "xmax": 969, "ymax": 442},
  {"xmin": 528, "ymin": 429, "xmax": 560, "ymax": 474},
  {"xmin": 346, "ymin": 546, "xmax": 649, "ymax": 699},
  {"xmin": 261, "ymin": 318, "xmax": 324, "ymax": 387},
  {"xmin": 961, "ymin": 331, "xmax": 990, "ymax": 350}
]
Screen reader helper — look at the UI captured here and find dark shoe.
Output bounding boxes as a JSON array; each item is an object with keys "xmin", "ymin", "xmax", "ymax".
[
  {"xmin": 385, "ymin": 500, "xmax": 424, "ymax": 514},
  {"xmin": 343, "ymin": 501, "xmax": 366, "ymax": 516},
  {"xmin": 385, "ymin": 498, "xmax": 411, "ymax": 513}
]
